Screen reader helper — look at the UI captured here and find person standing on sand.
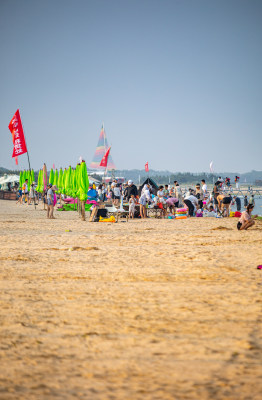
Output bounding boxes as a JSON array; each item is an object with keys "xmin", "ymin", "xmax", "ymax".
[
  {"xmin": 124, "ymin": 180, "xmax": 138, "ymax": 200},
  {"xmin": 201, "ymin": 179, "xmax": 208, "ymax": 198},
  {"xmin": 237, "ymin": 204, "xmax": 256, "ymax": 230},
  {"xmin": 129, "ymin": 194, "xmax": 136, "ymax": 219},
  {"xmin": 47, "ymin": 184, "xmax": 55, "ymax": 219},
  {"xmin": 233, "ymin": 196, "xmax": 241, "ymax": 211},
  {"xmin": 213, "ymin": 180, "xmax": 221, "ymax": 212},
  {"xmin": 139, "ymin": 186, "xmax": 151, "ymax": 219},
  {"xmin": 28, "ymin": 182, "xmax": 36, "ymax": 205},
  {"xmin": 174, "ymin": 181, "xmax": 183, "ymax": 207}
]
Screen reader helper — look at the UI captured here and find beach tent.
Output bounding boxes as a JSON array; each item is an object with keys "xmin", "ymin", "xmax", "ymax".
[
  {"xmin": 0, "ymin": 174, "xmax": 20, "ymax": 185},
  {"xmin": 138, "ymin": 177, "xmax": 159, "ymax": 195}
]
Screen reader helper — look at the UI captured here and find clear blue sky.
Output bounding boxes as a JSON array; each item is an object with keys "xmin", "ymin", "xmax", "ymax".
[{"xmin": 0, "ymin": 0, "xmax": 261, "ymax": 173}]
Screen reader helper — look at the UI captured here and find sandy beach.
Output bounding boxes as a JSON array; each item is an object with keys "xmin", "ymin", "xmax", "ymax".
[{"xmin": 0, "ymin": 200, "xmax": 262, "ymax": 400}]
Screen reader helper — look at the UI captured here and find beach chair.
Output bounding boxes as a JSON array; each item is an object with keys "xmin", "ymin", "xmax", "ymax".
[{"xmin": 105, "ymin": 205, "xmax": 129, "ymax": 222}]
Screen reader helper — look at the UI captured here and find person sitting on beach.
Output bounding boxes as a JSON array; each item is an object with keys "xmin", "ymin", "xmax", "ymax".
[
  {"xmin": 237, "ymin": 204, "xmax": 257, "ymax": 230},
  {"xmin": 129, "ymin": 194, "xmax": 136, "ymax": 219},
  {"xmin": 203, "ymin": 205, "xmax": 217, "ymax": 217}
]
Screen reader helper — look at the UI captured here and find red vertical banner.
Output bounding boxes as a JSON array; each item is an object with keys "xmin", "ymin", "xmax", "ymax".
[
  {"xmin": 8, "ymin": 109, "xmax": 28, "ymax": 158},
  {"xmin": 145, "ymin": 161, "xmax": 149, "ymax": 172}
]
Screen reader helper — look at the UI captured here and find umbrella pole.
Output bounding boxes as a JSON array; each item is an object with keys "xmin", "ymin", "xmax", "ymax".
[{"xmin": 81, "ymin": 201, "xmax": 85, "ymax": 221}]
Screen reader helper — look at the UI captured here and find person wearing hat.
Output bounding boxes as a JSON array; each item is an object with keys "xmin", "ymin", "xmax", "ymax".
[
  {"xmin": 47, "ymin": 183, "xmax": 55, "ymax": 219},
  {"xmin": 124, "ymin": 180, "xmax": 138, "ymax": 200}
]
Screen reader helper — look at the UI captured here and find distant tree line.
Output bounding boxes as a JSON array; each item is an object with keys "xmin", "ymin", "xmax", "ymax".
[{"xmin": 140, "ymin": 172, "xmax": 217, "ymax": 185}]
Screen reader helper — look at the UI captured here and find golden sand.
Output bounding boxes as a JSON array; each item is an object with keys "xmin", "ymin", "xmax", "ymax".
[{"xmin": 0, "ymin": 200, "xmax": 262, "ymax": 400}]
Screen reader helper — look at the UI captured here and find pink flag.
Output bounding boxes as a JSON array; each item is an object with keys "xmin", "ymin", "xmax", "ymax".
[{"xmin": 145, "ymin": 162, "xmax": 149, "ymax": 172}]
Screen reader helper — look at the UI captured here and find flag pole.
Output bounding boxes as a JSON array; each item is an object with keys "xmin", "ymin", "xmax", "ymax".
[{"xmin": 20, "ymin": 111, "xmax": 36, "ymax": 210}]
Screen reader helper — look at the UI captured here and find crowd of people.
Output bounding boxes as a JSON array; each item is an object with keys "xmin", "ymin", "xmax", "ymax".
[{"xmin": 15, "ymin": 176, "xmax": 258, "ymax": 229}]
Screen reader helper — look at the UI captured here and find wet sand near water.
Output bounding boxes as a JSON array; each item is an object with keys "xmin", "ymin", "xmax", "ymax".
[{"xmin": 0, "ymin": 200, "xmax": 262, "ymax": 400}]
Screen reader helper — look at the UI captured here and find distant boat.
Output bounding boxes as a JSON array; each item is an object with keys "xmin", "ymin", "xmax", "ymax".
[{"xmin": 90, "ymin": 124, "xmax": 116, "ymax": 170}]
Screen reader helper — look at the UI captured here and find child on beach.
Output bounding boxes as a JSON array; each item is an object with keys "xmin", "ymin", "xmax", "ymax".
[
  {"xmin": 16, "ymin": 187, "xmax": 23, "ymax": 204},
  {"xmin": 237, "ymin": 204, "xmax": 257, "ymax": 230},
  {"xmin": 129, "ymin": 194, "xmax": 136, "ymax": 219}
]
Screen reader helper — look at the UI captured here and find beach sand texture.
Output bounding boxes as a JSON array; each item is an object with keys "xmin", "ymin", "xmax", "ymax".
[{"xmin": 0, "ymin": 200, "xmax": 262, "ymax": 400}]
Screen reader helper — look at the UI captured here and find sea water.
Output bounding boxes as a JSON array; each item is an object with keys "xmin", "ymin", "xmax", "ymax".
[{"xmin": 231, "ymin": 195, "xmax": 262, "ymax": 216}]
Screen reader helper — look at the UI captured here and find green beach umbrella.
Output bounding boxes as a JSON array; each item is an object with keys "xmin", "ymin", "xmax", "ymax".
[
  {"xmin": 58, "ymin": 168, "xmax": 63, "ymax": 193},
  {"xmin": 31, "ymin": 169, "xmax": 35, "ymax": 184},
  {"xmin": 27, "ymin": 170, "xmax": 32, "ymax": 188},
  {"xmin": 74, "ymin": 164, "xmax": 79, "ymax": 198},
  {"xmin": 78, "ymin": 162, "xmax": 89, "ymax": 202},
  {"xmin": 49, "ymin": 168, "xmax": 54, "ymax": 185},
  {"xmin": 37, "ymin": 169, "xmax": 43, "ymax": 192},
  {"xmin": 62, "ymin": 168, "xmax": 67, "ymax": 194},
  {"xmin": 72, "ymin": 169, "xmax": 77, "ymax": 198},
  {"xmin": 19, "ymin": 171, "xmax": 23, "ymax": 187},
  {"xmin": 65, "ymin": 166, "xmax": 72, "ymax": 197},
  {"xmin": 36, "ymin": 170, "xmax": 41, "ymax": 192},
  {"xmin": 22, "ymin": 170, "xmax": 27, "ymax": 185},
  {"xmin": 43, "ymin": 164, "xmax": 48, "ymax": 191},
  {"xmin": 53, "ymin": 169, "xmax": 58, "ymax": 187}
]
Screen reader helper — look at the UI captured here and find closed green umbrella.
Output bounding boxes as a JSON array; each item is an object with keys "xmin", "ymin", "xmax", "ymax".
[
  {"xmin": 49, "ymin": 168, "xmax": 54, "ymax": 185},
  {"xmin": 30, "ymin": 170, "xmax": 35, "ymax": 187},
  {"xmin": 78, "ymin": 162, "xmax": 89, "ymax": 202},
  {"xmin": 27, "ymin": 170, "xmax": 32, "ymax": 188},
  {"xmin": 38, "ymin": 169, "xmax": 44, "ymax": 193},
  {"xmin": 72, "ymin": 169, "xmax": 77, "ymax": 198},
  {"xmin": 65, "ymin": 166, "xmax": 72, "ymax": 197},
  {"xmin": 58, "ymin": 168, "xmax": 63, "ymax": 193},
  {"xmin": 43, "ymin": 164, "xmax": 48, "ymax": 192},
  {"xmin": 53, "ymin": 169, "xmax": 58, "ymax": 187},
  {"xmin": 36, "ymin": 170, "xmax": 42, "ymax": 192},
  {"xmin": 78, "ymin": 162, "xmax": 89, "ymax": 220},
  {"xmin": 22, "ymin": 170, "xmax": 27, "ymax": 186},
  {"xmin": 19, "ymin": 171, "xmax": 23, "ymax": 187},
  {"xmin": 62, "ymin": 168, "xmax": 67, "ymax": 195}
]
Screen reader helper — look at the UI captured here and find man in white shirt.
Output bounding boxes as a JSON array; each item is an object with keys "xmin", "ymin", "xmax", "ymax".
[
  {"xmin": 201, "ymin": 179, "xmax": 208, "ymax": 197},
  {"xmin": 184, "ymin": 191, "xmax": 198, "ymax": 217}
]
